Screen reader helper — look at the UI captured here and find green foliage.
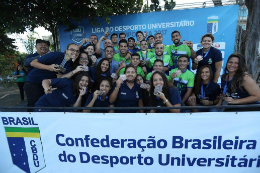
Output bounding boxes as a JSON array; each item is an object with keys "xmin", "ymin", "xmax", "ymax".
[{"xmin": 20, "ymin": 31, "xmax": 39, "ymax": 55}]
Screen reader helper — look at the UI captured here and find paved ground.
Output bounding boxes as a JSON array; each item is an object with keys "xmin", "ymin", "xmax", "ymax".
[{"xmin": 0, "ymin": 86, "xmax": 27, "ymax": 112}]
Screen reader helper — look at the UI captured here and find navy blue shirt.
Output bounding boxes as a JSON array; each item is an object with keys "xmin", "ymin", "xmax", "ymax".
[
  {"xmin": 111, "ymin": 81, "xmax": 143, "ymax": 113},
  {"xmin": 34, "ymin": 78, "xmax": 77, "ymax": 111},
  {"xmin": 155, "ymin": 87, "xmax": 182, "ymax": 113},
  {"xmin": 85, "ymin": 93, "xmax": 110, "ymax": 113},
  {"xmin": 195, "ymin": 47, "xmax": 222, "ymax": 76},
  {"xmin": 196, "ymin": 81, "xmax": 221, "ymax": 102},
  {"xmin": 26, "ymin": 52, "xmax": 72, "ymax": 85},
  {"xmin": 128, "ymin": 48, "xmax": 139, "ymax": 54},
  {"xmin": 24, "ymin": 52, "xmax": 40, "ymax": 74}
]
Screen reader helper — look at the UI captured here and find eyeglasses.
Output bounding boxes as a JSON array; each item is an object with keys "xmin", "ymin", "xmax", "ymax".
[{"xmin": 68, "ymin": 48, "xmax": 80, "ymax": 54}]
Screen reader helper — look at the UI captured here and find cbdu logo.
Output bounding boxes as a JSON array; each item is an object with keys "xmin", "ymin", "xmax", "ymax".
[
  {"xmin": 70, "ymin": 26, "xmax": 86, "ymax": 43},
  {"xmin": 5, "ymin": 127, "xmax": 46, "ymax": 173}
]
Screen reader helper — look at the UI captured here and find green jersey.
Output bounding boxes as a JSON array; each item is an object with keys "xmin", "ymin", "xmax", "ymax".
[
  {"xmin": 113, "ymin": 53, "xmax": 131, "ymax": 64},
  {"xmin": 148, "ymin": 55, "xmax": 173, "ymax": 68},
  {"xmin": 119, "ymin": 66, "xmax": 145, "ymax": 77},
  {"xmin": 169, "ymin": 43, "xmax": 191, "ymax": 69},
  {"xmin": 169, "ymin": 68, "xmax": 194, "ymax": 98},
  {"xmin": 146, "ymin": 72, "xmax": 171, "ymax": 81}
]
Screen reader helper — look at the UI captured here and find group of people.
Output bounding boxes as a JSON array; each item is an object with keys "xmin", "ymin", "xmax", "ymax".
[{"xmin": 15, "ymin": 30, "xmax": 260, "ymax": 113}]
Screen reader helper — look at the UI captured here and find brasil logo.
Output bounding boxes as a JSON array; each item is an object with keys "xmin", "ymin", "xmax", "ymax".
[{"xmin": 5, "ymin": 127, "xmax": 46, "ymax": 173}]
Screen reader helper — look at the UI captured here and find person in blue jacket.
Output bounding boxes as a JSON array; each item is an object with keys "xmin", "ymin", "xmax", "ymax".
[
  {"xmin": 24, "ymin": 43, "xmax": 80, "ymax": 110},
  {"xmin": 34, "ymin": 72, "xmax": 90, "ymax": 112},
  {"xmin": 109, "ymin": 64, "xmax": 144, "ymax": 113},
  {"xmin": 189, "ymin": 65, "xmax": 221, "ymax": 112},
  {"xmin": 84, "ymin": 77, "xmax": 112, "ymax": 113},
  {"xmin": 149, "ymin": 71, "xmax": 182, "ymax": 113}
]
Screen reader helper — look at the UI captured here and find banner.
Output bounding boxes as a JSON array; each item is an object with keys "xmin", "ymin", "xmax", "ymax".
[{"xmin": 0, "ymin": 112, "xmax": 260, "ymax": 173}]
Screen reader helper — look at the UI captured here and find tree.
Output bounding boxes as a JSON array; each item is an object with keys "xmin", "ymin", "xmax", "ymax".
[
  {"xmin": 240, "ymin": 0, "xmax": 260, "ymax": 79},
  {"xmin": 21, "ymin": 31, "xmax": 39, "ymax": 55},
  {"xmin": 0, "ymin": 0, "xmax": 143, "ymax": 51}
]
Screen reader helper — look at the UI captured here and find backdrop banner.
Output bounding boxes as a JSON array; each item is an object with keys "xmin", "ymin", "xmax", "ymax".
[
  {"xmin": 58, "ymin": 5, "xmax": 238, "ymax": 75},
  {"xmin": 0, "ymin": 112, "xmax": 260, "ymax": 173}
]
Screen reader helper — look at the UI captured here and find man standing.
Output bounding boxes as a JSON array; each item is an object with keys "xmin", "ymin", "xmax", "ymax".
[
  {"xmin": 113, "ymin": 39, "xmax": 131, "ymax": 65},
  {"xmin": 110, "ymin": 33, "xmax": 119, "ymax": 54},
  {"xmin": 150, "ymin": 33, "xmax": 171, "ymax": 56},
  {"xmin": 128, "ymin": 37, "xmax": 139, "ymax": 54},
  {"xmin": 90, "ymin": 35, "xmax": 98, "ymax": 45},
  {"xmin": 119, "ymin": 33, "xmax": 127, "ymax": 40},
  {"xmin": 24, "ymin": 39, "xmax": 50, "ymax": 74},
  {"xmin": 169, "ymin": 31, "xmax": 196, "ymax": 69},
  {"xmin": 95, "ymin": 36, "xmax": 112, "ymax": 59}
]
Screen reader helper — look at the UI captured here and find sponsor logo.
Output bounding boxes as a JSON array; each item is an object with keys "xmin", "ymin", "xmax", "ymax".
[{"xmin": 70, "ymin": 26, "xmax": 86, "ymax": 43}]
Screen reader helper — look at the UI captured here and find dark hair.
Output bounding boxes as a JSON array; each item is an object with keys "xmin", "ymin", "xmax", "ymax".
[
  {"xmin": 153, "ymin": 59, "xmax": 164, "ymax": 66},
  {"xmin": 149, "ymin": 71, "xmax": 171, "ymax": 107},
  {"xmin": 124, "ymin": 64, "xmax": 137, "ymax": 74},
  {"xmin": 66, "ymin": 43, "xmax": 77, "ymax": 50},
  {"xmin": 131, "ymin": 53, "xmax": 140, "ymax": 59},
  {"xmin": 147, "ymin": 35, "xmax": 154, "ymax": 41},
  {"xmin": 119, "ymin": 39, "xmax": 127, "ymax": 47},
  {"xmin": 95, "ymin": 58, "xmax": 110, "ymax": 79},
  {"xmin": 110, "ymin": 33, "xmax": 118, "ymax": 39},
  {"xmin": 73, "ymin": 51, "xmax": 89, "ymax": 70},
  {"xmin": 178, "ymin": 54, "xmax": 189, "ymax": 61},
  {"xmin": 223, "ymin": 53, "xmax": 248, "ymax": 93},
  {"xmin": 136, "ymin": 31, "xmax": 144, "ymax": 37},
  {"xmin": 72, "ymin": 72, "xmax": 91, "ymax": 95},
  {"xmin": 201, "ymin": 33, "xmax": 215, "ymax": 42},
  {"xmin": 119, "ymin": 33, "xmax": 126, "ymax": 37},
  {"xmin": 128, "ymin": 37, "xmax": 135, "ymax": 42},
  {"xmin": 155, "ymin": 33, "xmax": 163, "ymax": 37},
  {"xmin": 16, "ymin": 64, "xmax": 28, "ymax": 76},
  {"xmin": 171, "ymin": 30, "xmax": 181, "ymax": 36},
  {"xmin": 140, "ymin": 40, "xmax": 147, "ymax": 44},
  {"xmin": 84, "ymin": 43, "xmax": 95, "ymax": 52},
  {"xmin": 105, "ymin": 46, "xmax": 115, "ymax": 52},
  {"xmin": 90, "ymin": 35, "xmax": 98, "ymax": 40},
  {"xmin": 99, "ymin": 77, "xmax": 113, "ymax": 90},
  {"xmin": 194, "ymin": 65, "xmax": 213, "ymax": 95}
]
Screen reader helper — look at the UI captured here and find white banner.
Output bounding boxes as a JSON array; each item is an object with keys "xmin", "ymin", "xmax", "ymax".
[{"xmin": 0, "ymin": 112, "xmax": 260, "ymax": 173}]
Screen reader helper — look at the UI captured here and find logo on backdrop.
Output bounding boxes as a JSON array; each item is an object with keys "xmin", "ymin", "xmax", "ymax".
[
  {"xmin": 5, "ymin": 127, "xmax": 46, "ymax": 173},
  {"xmin": 70, "ymin": 26, "xmax": 86, "ymax": 43},
  {"xmin": 207, "ymin": 16, "xmax": 219, "ymax": 34}
]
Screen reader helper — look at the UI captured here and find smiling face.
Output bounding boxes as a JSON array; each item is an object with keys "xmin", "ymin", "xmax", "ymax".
[
  {"xmin": 79, "ymin": 76, "xmax": 89, "ymax": 89},
  {"xmin": 227, "ymin": 57, "xmax": 239, "ymax": 73},
  {"xmin": 131, "ymin": 55, "xmax": 140, "ymax": 67},
  {"xmin": 105, "ymin": 47, "xmax": 114, "ymax": 59},
  {"xmin": 79, "ymin": 53, "xmax": 89, "ymax": 66},
  {"xmin": 128, "ymin": 39, "xmax": 135, "ymax": 47},
  {"xmin": 119, "ymin": 42, "xmax": 128, "ymax": 55},
  {"xmin": 201, "ymin": 37, "xmax": 213, "ymax": 49},
  {"xmin": 152, "ymin": 73, "xmax": 164, "ymax": 88},
  {"xmin": 171, "ymin": 32, "xmax": 182, "ymax": 45},
  {"xmin": 35, "ymin": 42, "xmax": 49, "ymax": 56},
  {"xmin": 155, "ymin": 43, "xmax": 164, "ymax": 56},
  {"xmin": 65, "ymin": 44, "xmax": 80, "ymax": 62},
  {"xmin": 136, "ymin": 75, "xmax": 144, "ymax": 85},
  {"xmin": 200, "ymin": 67, "xmax": 211, "ymax": 82},
  {"xmin": 153, "ymin": 61, "xmax": 163, "ymax": 72},
  {"xmin": 125, "ymin": 67, "xmax": 136, "ymax": 82},
  {"xmin": 100, "ymin": 60, "xmax": 109, "ymax": 72},
  {"xmin": 177, "ymin": 56, "xmax": 189, "ymax": 71},
  {"xmin": 100, "ymin": 80, "xmax": 111, "ymax": 96},
  {"xmin": 84, "ymin": 45, "xmax": 95, "ymax": 55}
]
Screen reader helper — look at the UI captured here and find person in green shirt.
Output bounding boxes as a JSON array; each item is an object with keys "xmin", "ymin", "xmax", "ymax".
[
  {"xmin": 13, "ymin": 64, "xmax": 27, "ymax": 102},
  {"xmin": 169, "ymin": 54, "xmax": 195, "ymax": 105},
  {"xmin": 150, "ymin": 33, "xmax": 171, "ymax": 56},
  {"xmin": 169, "ymin": 30, "xmax": 196, "ymax": 69},
  {"xmin": 148, "ymin": 43, "xmax": 173, "ymax": 72},
  {"xmin": 113, "ymin": 39, "xmax": 131, "ymax": 64},
  {"xmin": 146, "ymin": 59, "xmax": 171, "ymax": 83},
  {"xmin": 118, "ymin": 53, "xmax": 146, "ymax": 77},
  {"xmin": 137, "ymin": 40, "xmax": 155, "ymax": 71}
]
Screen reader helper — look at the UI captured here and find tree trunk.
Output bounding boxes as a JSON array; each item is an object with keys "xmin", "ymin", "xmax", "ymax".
[{"xmin": 241, "ymin": 0, "xmax": 260, "ymax": 79}]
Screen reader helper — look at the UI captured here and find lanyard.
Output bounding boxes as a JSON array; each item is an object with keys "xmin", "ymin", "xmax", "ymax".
[
  {"xmin": 140, "ymin": 51, "xmax": 148, "ymax": 61},
  {"xmin": 223, "ymin": 74, "xmax": 234, "ymax": 94},
  {"xmin": 202, "ymin": 47, "xmax": 211, "ymax": 58},
  {"xmin": 156, "ymin": 56, "xmax": 164, "ymax": 62},
  {"xmin": 201, "ymin": 82, "xmax": 210, "ymax": 99},
  {"xmin": 98, "ymin": 95, "xmax": 108, "ymax": 101}
]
